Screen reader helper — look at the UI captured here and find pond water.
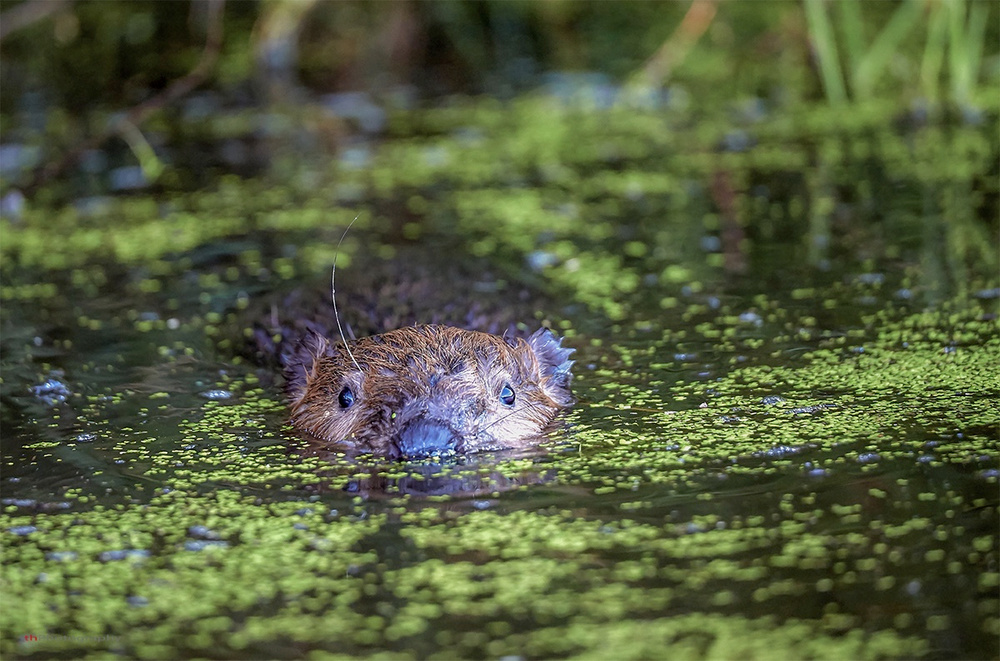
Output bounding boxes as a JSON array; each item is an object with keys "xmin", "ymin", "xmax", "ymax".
[{"xmin": 2, "ymin": 96, "xmax": 998, "ymax": 659}]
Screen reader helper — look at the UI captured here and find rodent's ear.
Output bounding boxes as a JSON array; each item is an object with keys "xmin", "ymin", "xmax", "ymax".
[
  {"xmin": 299, "ymin": 328, "xmax": 335, "ymax": 361},
  {"xmin": 284, "ymin": 330, "xmax": 336, "ymax": 397},
  {"xmin": 527, "ymin": 328, "xmax": 574, "ymax": 405}
]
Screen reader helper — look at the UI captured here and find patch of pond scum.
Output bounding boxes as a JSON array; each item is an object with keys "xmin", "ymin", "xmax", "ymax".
[
  {"xmin": 2, "ymin": 97, "xmax": 999, "ymax": 659},
  {"xmin": 2, "ymin": 282, "xmax": 997, "ymax": 659}
]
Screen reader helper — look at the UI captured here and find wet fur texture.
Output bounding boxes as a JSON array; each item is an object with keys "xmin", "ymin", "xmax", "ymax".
[{"xmin": 283, "ymin": 324, "xmax": 574, "ymax": 458}]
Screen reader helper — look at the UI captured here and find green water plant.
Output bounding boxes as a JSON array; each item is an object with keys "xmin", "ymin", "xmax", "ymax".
[{"xmin": 804, "ymin": 0, "xmax": 993, "ymax": 106}]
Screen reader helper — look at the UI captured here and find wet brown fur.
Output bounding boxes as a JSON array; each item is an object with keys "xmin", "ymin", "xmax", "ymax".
[{"xmin": 284, "ymin": 324, "xmax": 574, "ymax": 458}]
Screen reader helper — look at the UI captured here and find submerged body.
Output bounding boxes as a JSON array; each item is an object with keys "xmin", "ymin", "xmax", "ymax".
[{"xmin": 282, "ymin": 324, "xmax": 574, "ymax": 459}]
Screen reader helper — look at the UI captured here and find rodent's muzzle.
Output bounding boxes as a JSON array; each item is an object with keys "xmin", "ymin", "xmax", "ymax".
[{"xmin": 396, "ymin": 419, "xmax": 460, "ymax": 460}]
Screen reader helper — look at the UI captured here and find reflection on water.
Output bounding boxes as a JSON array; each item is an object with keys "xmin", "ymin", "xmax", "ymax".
[{"xmin": 295, "ymin": 436, "xmax": 555, "ymax": 500}]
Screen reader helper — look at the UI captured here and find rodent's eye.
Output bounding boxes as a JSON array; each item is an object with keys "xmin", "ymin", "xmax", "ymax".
[
  {"xmin": 499, "ymin": 383, "xmax": 516, "ymax": 407},
  {"xmin": 338, "ymin": 387, "xmax": 355, "ymax": 409}
]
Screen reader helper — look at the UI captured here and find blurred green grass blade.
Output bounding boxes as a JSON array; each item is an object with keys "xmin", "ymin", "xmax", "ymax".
[
  {"xmin": 836, "ymin": 0, "xmax": 865, "ymax": 94},
  {"xmin": 948, "ymin": 0, "xmax": 968, "ymax": 100},
  {"xmin": 804, "ymin": 0, "xmax": 847, "ymax": 105},
  {"xmin": 853, "ymin": 0, "xmax": 923, "ymax": 99},
  {"xmin": 120, "ymin": 120, "xmax": 165, "ymax": 183},
  {"xmin": 921, "ymin": 1, "xmax": 949, "ymax": 102},
  {"xmin": 948, "ymin": 0, "xmax": 989, "ymax": 103}
]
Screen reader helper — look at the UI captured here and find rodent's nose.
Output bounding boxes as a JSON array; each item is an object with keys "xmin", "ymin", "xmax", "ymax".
[{"xmin": 397, "ymin": 420, "xmax": 459, "ymax": 459}]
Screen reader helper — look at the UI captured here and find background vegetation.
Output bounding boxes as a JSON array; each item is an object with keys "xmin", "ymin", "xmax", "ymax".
[{"xmin": 1, "ymin": 0, "xmax": 997, "ymax": 193}]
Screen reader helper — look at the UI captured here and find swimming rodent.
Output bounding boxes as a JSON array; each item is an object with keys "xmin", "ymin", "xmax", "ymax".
[
  {"xmin": 250, "ymin": 257, "xmax": 575, "ymax": 459},
  {"xmin": 283, "ymin": 324, "xmax": 573, "ymax": 459}
]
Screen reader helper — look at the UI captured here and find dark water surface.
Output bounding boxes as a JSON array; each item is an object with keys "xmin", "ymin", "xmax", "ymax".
[{"xmin": 2, "ymin": 100, "xmax": 998, "ymax": 659}]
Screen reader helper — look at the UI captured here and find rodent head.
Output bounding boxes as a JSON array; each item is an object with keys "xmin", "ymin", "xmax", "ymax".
[{"xmin": 284, "ymin": 325, "xmax": 574, "ymax": 459}]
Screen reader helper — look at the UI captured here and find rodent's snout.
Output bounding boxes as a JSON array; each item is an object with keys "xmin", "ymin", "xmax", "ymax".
[{"xmin": 396, "ymin": 419, "xmax": 460, "ymax": 460}]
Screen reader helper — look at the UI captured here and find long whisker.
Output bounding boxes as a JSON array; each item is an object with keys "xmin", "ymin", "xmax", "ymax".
[{"xmin": 332, "ymin": 213, "xmax": 362, "ymax": 374}]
